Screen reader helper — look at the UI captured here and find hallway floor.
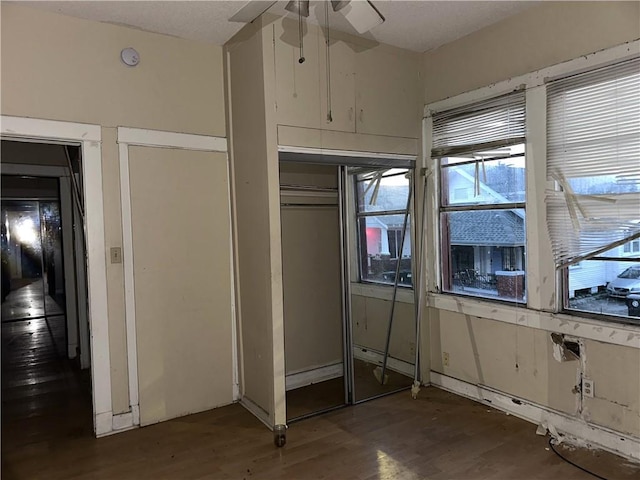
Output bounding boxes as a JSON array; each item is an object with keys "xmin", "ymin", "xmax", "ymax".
[
  {"xmin": 1, "ymin": 314, "xmax": 92, "ymax": 476},
  {"xmin": 1, "ymin": 278, "xmax": 64, "ymax": 322}
]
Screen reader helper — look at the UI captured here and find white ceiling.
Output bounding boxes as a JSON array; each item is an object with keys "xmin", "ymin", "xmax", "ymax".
[{"xmin": 15, "ymin": 1, "xmax": 538, "ymax": 53}]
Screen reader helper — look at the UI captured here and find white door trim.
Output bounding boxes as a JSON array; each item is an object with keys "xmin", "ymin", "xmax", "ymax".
[
  {"xmin": 116, "ymin": 126, "xmax": 233, "ymax": 430},
  {"xmin": 1, "ymin": 115, "xmax": 112, "ymax": 436}
]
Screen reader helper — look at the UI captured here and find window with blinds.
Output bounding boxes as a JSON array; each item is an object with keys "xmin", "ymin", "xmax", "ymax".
[
  {"xmin": 432, "ymin": 91, "xmax": 527, "ymax": 303},
  {"xmin": 547, "ymin": 57, "xmax": 640, "ymax": 320},
  {"xmin": 547, "ymin": 58, "xmax": 640, "ymax": 267}
]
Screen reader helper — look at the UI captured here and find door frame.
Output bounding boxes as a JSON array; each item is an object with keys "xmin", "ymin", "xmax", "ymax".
[
  {"xmin": 1, "ymin": 115, "xmax": 112, "ymax": 436},
  {"xmin": 117, "ymin": 126, "xmax": 233, "ymax": 428}
]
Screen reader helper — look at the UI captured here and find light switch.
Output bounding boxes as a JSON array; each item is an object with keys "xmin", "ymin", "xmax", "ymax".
[{"xmin": 110, "ymin": 247, "xmax": 122, "ymax": 264}]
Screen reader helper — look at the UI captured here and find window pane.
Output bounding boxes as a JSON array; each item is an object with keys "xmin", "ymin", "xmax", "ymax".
[
  {"xmin": 567, "ymin": 258, "xmax": 640, "ymax": 323},
  {"xmin": 442, "ymin": 209, "xmax": 526, "ymax": 302},
  {"xmin": 441, "ymin": 148, "xmax": 525, "ymax": 206},
  {"xmin": 355, "ymin": 169, "xmax": 410, "ymax": 213},
  {"xmin": 357, "ymin": 215, "xmax": 412, "ymax": 286}
]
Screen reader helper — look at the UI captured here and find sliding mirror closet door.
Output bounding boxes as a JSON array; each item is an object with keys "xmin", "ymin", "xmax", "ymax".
[
  {"xmin": 348, "ymin": 167, "xmax": 416, "ymax": 402},
  {"xmin": 280, "ymin": 162, "xmax": 347, "ymax": 421}
]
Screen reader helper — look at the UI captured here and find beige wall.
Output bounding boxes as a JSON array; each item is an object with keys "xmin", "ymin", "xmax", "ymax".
[
  {"xmin": 1, "ymin": 4, "xmax": 227, "ymax": 417},
  {"xmin": 280, "ymin": 164, "xmax": 343, "ymax": 374},
  {"xmin": 129, "ymin": 147, "xmax": 233, "ymax": 426},
  {"xmin": 423, "ymin": 1, "xmax": 640, "ymax": 103},
  {"xmin": 351, "ymin": 295, "xmax": 415, "ymax": 364},
  {"xmin": 423, "ymin": 1, "xmax": 640, "ymax": 440},
  {"xmin": 226, "ymin": 20, "xmax": 282, "ymax": 421}
]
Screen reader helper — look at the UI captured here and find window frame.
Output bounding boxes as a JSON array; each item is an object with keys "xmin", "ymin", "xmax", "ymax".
[
  {"xmin": 423, "ymin": 40, "xmax": 640, "ymax": 328},
  {"xmin": 352, "ymin": 168, "xmax": 414, "ymax": 288}
]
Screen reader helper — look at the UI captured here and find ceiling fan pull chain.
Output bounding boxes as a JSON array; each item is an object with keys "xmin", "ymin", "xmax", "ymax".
[
  {"xmin": 298, "ymin": 1, "xmax": 305, "ymax": 63},
  {"xmin": 325, "ymin": 0, "xmax": 333, "ymax": 122}
]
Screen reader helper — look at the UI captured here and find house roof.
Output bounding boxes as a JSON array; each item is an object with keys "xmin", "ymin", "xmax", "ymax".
[{"xmin": 450, "ymin": 210, "xmax": 525, "ymax": 246}]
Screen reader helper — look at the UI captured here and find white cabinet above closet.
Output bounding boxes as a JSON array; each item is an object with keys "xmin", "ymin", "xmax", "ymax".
[{"xmin": 273, "ymin": 20, "xmax": 421, "ymax": 140}]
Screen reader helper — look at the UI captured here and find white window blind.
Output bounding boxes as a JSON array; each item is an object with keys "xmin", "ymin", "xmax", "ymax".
[
  {"xmin": 547, "ymin": 57, "xmax": 640, "ymax": 267},
  {"xmin": 431, "ymin": 90, "xmax": 526, "ymax": 158}
]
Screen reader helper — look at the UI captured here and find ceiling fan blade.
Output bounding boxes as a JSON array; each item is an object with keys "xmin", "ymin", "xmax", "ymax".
[
  {"xmin": 339, "ymin": 0, "xmax": 384, "ymax": 33},
  {"xmin": 229, "ymin": 1, "xmax": 278, "ymax": 23},
  {"xmin": 285, "ymin": 1, "xmax": 310, "ymax": 17}
]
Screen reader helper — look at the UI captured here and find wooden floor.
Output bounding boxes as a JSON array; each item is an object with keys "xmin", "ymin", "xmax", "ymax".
[
  {"xmin": 2, "ymin": 310, "xmax": 638, "ymax": 479},
  {"xmin": 286, "ymin": 360, "xmax": 414, "ymax": 421},
  {"xmin": 4, "ymin": 385, "xmax": 639, "ymax": 479}
]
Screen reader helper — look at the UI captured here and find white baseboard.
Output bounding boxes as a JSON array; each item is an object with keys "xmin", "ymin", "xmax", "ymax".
[
  {"xmin": 430, "ymin": 371, "xmax": 640, "ymax": 462},
  {"xmin": 95, "ymin": 410, "xmax": 139, "ymax": 437},
  {"xmin": 240, "ymin": 395, "xmax": 272, "ymax": 429},
  {"xmin": 285, "ymin": 363, "xmax": 343, "ymax": 391},
  {"xmin": 353, "ymin": 345, "xmax": 415, "ymax": 378}
]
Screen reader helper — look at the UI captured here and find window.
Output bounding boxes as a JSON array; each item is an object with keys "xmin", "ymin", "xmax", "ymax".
[
  {"xmin": 354, "ymin": 168, "xmax": 412, "ymax": 286},
  {"xmin": 432, "ymin": 91, "xmax": 527, "ymax": 302},
  {"xmin": 547, "ymin": 58, "xmax": 640, "ymax": 322},
  {"xmin": 623, "ymin": 240, "xmax": 640, "ymax": 254}
]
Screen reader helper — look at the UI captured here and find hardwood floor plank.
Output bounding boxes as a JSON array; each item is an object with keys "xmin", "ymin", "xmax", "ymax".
[{"xmin": 3, "ymin": 315, "xmax": 639, "ymax": 479}]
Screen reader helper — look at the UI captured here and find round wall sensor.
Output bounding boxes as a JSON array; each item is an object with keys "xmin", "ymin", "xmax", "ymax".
[{"xmin": 120, "ymin": 47, "xmax": 140, "ymax": 67}]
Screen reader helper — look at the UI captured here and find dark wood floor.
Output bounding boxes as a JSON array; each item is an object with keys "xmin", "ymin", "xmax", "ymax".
[
  {"xmin": 2, "ymin": 313, "xmax": 638, "ymax": 479},
  {"xmin": 286, "ymin": 359, "xmax": 415, "ymax": 420}
]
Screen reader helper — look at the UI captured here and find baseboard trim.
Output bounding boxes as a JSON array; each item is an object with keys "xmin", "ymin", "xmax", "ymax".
[
  {"xmin": 353, "ymin": 345, "xmax": 415, "ymax": 378},
  {"xmin": 240, "ymin": 396, "xmax": 272, "ymax": 429},
  {"xmin": 430, "ymin": 371, "xmax": 640, "ymax": 462},
  {"xmin": 285, "ymin": 363, "xmax": 343, "ymax": 391}
]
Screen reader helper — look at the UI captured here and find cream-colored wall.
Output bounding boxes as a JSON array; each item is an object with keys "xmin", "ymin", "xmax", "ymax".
[
  {"xmin": 423, "ymin": 1, "xmax": 640, "ymax": 103},
  {"xmin": 226, "ymin": 20, "xmax": 278, "ymax": 420},
  {"xmin": 423, "ymin": 1, "xmax": 640, "ymax": 439},
  {"xmin": 280, "ymin": 164, "xmax": 343, "ymax": 374},
  {"xmin": 129, "ymin": 147, "xmax": 233, "ymax": 426},
  {"xmin": 1, "ymin": 4, "xmax": 227, "ymax": 417},
  {"xmin": 351, "ymin": 295, "xmax": 415, "ymax": 364},
  {"xmin": 271, "ymin": 16, "xmax": 422, "ymax": 154}
]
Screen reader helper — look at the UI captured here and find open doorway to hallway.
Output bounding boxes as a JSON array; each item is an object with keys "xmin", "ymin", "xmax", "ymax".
[{"xmin": 1, "ymin": 141, "xmax": 93, "ymax": 457}]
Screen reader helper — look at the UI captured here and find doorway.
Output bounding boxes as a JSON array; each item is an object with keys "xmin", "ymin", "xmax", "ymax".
[
  {"xmin": 279, "ymin": 153, "xmax": 418, "ymax": 422},
  {"xmin": 1, "ymin": 141, "xmax": 93, "ymax": 453}
]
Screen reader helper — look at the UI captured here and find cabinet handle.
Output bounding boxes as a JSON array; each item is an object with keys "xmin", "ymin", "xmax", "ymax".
[
  {"xmin": 359, "ymin": 109, "xmax": 363, "ymax": 123},
  {"xmin": 348, "ymin": 107, "xmax": 353, "ymax": 121}
]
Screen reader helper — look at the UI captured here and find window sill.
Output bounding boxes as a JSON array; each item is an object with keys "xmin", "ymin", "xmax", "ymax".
[
  {"xmin": 427, "ymin": 291, "xmax": 640, "ymax": 349},
  {"xmin": 350, "ymin": 282, "xmax": 414, "ymax": 304}
]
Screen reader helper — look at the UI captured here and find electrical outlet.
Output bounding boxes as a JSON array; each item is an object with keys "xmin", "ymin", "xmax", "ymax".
[
  {"xmin": 582, "ymin": 378, "xmax": 594, "ymax": 398},
  {"xmin": 443, "ymin": 352, "xmax": 450, "ymax": 367}
]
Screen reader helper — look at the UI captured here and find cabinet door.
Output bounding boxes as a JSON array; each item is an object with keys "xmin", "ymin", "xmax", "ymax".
[
  {"xmin": 318, "ymin": 37, "xmax": 356, "ymax": 133},
  {"xmin": 354, "ymin": 48, "xmax": 421, "ymax": 139},
  {"xmin": 274, "ymin": 18, "xmax": 322, "ymax": 129}
]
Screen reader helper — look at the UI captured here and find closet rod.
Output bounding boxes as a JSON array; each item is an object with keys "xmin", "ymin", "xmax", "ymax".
[
  {"xmin": 280, "ymin": 202, "xmax": 338, "ymax": 208},
  {"xmin": 280, "ymin": 183, "xmax": 338, "ymax": 192}
]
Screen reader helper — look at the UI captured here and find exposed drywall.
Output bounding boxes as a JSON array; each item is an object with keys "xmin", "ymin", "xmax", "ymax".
[
  {"xmin": 280, "ymin": 164, "xmax": 343, "ymax": 375},
  {"xmin": 129, "ymin": 146, "xmax": 233, "ymax": 426},
  {"xmin": 423, "ymin": 1, "xmax": 640, "ymax": 103},
  {"xmin": 1, "ymin": 4, "xmax": 228, "ymax": 420},
  {"xmin": 226, "ymin": 21, "xmax": 276, "ymax": 419}
]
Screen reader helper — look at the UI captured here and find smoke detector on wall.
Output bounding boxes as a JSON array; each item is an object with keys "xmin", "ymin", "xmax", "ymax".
[{"xmin": 120, "ymin": 47, "xmax": 140, "ymax": 67}]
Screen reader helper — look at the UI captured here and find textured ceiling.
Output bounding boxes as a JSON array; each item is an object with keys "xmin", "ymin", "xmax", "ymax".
[{"xmin": 15, "ymin": 1, "xmax": 538, "ymax": 53}]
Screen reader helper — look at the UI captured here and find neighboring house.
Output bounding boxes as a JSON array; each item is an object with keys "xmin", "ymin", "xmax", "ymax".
[{"xmin": 447, "ymin": 165, "xmax": 525, "ymax": 283}]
